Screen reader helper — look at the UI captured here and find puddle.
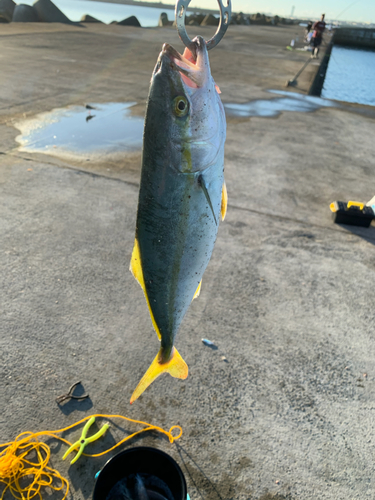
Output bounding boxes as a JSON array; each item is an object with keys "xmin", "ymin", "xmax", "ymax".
[
  {"xmin": 224, "ymin": 90, "xmax": 339, "ymax": 118},
  {"xmin": 15, "ymin": 103, "xmax": 144, "ymax": 160}
]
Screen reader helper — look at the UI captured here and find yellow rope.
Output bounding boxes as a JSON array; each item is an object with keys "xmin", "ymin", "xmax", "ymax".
[{"xmin": 0, "ymin": 414, "xmax": 182, "ymax": 500}]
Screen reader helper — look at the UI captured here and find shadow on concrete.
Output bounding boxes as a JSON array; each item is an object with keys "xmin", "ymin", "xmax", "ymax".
[
  {"xmin": 56, "ymin": 382, "xmax": 93, "ymax": 415},
  {"xmin": 337, "ymin": 223, "xmax": 375, "ymax": 246},
  {"xmin": 57, "ymin": 397, "xmax": 94, "ymax": 415},
  {"xmin": 203, "ymin": 342, "xmax": 218, "ymax": 351},
  {"xmin": 175, "ymin": 443, "xmax": 223, "ymax": 500}
]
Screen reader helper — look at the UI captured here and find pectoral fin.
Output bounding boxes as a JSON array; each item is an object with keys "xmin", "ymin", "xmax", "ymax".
[
  {"xmin": 198, "ymin": 174, "xmax": 217, "ymax": 225},
  {"xmin": 130, "ymin": 347, "xmax": 188, "ymax": 404},
  {"xmin": 130, "ymin": 238, "xmax": 161, "ymax": 340},
  {"xmin": 221, "ymin": 180, "xmax": 227, "ymax": 221}
]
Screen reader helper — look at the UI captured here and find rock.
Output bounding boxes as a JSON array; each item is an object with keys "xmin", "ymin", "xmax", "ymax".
[
  {"xmin": 186, "ymin": 13, "xmax": 205, "ymax": 25},
  {"xmin": 158, "ymin": 12, "xmax": 172, "ymax": 26},
  {"xmin": 200, "ymin": 14, "xmax": 219, "ymax": 26},
  {"xmin": 0, "ymin": 0, "xmax": 15, "ymax": 22},
  {"xmin": 115, "ymin": 15, "xmax": 141, "ymax": 27},
  {"xmin": 250, "ymin": 12, "xmax": 267, "ymax": 25},
  {"xmin": 80, "ymin": 14, "xmax": 103, "ymax": 23},
  {"xmin": 12, "ymin": 4, "xmax": 39, "ymax": 22},
  {"xmin": 33, "ymin": 0, "xmax": 72, "ymax": 23},
  {"xmin": 231, "ymin": 12, "xmax": 250, "ymax": 25}
]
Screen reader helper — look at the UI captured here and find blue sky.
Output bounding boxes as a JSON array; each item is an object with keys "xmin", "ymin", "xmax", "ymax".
[{"xmin": 157, "ymin": 0, "xmax": 373, "ymax": 23}]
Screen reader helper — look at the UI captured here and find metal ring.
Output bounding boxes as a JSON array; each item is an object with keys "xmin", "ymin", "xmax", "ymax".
[{"xmin": 175, "ymin": 0, "xmax": 231, "ymax": 51}]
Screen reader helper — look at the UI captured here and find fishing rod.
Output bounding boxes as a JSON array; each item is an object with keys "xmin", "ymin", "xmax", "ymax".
[
  {"xmin": 335, "ymin": 0, "xmax": 362, "ymax": 21},
  {"xmin": 286, "ymin": 57, "xmax": 312, "ymax": 87}
]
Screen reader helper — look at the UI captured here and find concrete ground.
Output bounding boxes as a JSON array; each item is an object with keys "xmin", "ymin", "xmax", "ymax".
[{"xmin": 1, "ymin": 21, "xmax": 375, "ymax": 500}]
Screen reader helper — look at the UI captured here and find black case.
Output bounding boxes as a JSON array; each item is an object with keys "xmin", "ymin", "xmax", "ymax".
[{"xmin": 330, "ymin": 201, "xmax": 374, "ymax": 227}]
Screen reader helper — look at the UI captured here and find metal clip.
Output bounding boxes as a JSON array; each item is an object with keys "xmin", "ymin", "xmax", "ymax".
[{"xmin": 175, "ymin": 0, "xmax": 231, "ymax": 51}]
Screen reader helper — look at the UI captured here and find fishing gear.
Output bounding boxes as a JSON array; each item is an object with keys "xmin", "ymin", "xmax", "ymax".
[
  {"xmin": 0, "ymin": 414, "xmax": 183, "ymax": 500},
  {"xmin": 55, "ymin": 381, "xmax": 89, "ymax": 404},
  {"xmin": 175, "ymin": 0, "xmax": 231, "ymax": 52},
  {"xmin": 62, "ymin": 417, "xmax": 109, "ymax": 465},
  {"xmin": 330, "ymin": 200, "xmax": 374, "ymax": 227}
]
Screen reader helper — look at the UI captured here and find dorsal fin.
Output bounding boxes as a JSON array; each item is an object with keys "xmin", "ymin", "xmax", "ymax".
[{"xmin": 129, "ymin": 238, "xmax": 161, "ymax": 340}]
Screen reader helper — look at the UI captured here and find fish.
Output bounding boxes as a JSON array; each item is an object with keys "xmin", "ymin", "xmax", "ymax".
[{"xmin": 129, "ymin": 35, "xmax": 227, "ymax": 404}]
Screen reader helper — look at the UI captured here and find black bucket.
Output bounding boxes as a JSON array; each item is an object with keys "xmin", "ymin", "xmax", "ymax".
[{"xmin": 93, "ymin": 447, "xmax": 187, "ymax": 500}]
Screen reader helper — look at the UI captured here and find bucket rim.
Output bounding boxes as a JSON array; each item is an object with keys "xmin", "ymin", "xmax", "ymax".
[{"xmin": 93, "ymin": 446, "xmax": 187, "ymax": 500}]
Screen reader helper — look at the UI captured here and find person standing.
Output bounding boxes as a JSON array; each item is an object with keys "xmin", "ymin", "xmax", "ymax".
[{"xmin": 311, "ymin": 13, "xmax": 326, "ymax": 58}]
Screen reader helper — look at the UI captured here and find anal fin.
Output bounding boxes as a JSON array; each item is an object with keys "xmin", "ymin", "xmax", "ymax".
[
  {"xmin": 130, "ymin": 238, "xmax": 161, "ymax": 340},
  {"xmin": 130, "ymin": 347, "xmax": 188, "ymax": 404}
]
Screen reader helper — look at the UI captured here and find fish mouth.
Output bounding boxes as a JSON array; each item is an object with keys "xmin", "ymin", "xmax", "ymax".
[{"xmin": 157, "ymin": 36, "xmax": 210, "ymax": 90}]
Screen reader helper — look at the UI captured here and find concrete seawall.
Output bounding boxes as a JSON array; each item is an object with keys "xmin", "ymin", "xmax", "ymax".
[
  {"xmin": 334, "ymin": 27, "xmax": 375, "ymax": 49},
  {"xmin": 308, "ymin": 40, "xmax": 333, "ymax": 96}
]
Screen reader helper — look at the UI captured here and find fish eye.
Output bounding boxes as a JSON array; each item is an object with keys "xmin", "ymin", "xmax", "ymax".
[{"xmin": 173, "ymin": 96, "xmax": 189, "ymax": 117}]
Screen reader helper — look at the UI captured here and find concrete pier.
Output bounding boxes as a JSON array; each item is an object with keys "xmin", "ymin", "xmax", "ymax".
[{"xmin": 1, "ymin": 22, "xmax": 375, "ymax": 500}]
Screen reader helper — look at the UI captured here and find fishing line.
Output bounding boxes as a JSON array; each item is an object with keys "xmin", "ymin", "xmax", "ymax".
[
  {"xmin": 335, "ymin": 0, "xmax": 362, "ymax": 20},
  {"xmin": 0, "ymin": 414, "xmax": 182, "ymax": 500}
]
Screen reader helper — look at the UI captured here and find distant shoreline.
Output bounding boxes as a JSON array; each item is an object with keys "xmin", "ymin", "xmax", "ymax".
[
  {"xmin": 80, "ymin": 1, "xmax": 374, "ymax": 25},
  {"xmin": 81, "ymin": 0, "xmax": 218, "ymax": 15}
]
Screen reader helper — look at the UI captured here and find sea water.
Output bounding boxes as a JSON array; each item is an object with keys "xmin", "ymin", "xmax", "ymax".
[
  {"xmin": 18, "ymin": 0, "xmax": 176, "ymax": 26},
  {"xmin": 321, "ymin": 45, "xmax": 375, "ymax": 107}
]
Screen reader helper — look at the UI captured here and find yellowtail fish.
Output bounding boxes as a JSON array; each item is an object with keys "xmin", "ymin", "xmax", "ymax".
[{"xmin": 130, "ymin": 36, "xmax": 227, "ymax": 403}]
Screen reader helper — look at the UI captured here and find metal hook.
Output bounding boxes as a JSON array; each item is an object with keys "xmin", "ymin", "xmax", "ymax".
[{"xmin": 175, "ymin": 0, "xmax": 231, "ymax": 52}]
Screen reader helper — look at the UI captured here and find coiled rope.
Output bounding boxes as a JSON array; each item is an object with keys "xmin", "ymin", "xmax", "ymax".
[{"xmin": 0, "ymin": 414, "xmax": 182, "ymax": 500}]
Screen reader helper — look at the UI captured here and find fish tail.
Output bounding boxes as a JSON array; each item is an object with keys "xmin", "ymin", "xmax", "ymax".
[{"xmin": 130, "ymin": 347, "xmax": 188, "ymax": 404}]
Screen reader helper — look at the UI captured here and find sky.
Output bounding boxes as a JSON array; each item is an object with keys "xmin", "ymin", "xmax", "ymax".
[{"xmin": 154, "ymin": 0, "xmax": 374, "ymax": 24}]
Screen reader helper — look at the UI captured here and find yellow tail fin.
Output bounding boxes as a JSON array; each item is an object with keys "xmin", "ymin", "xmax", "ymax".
[{"xmin": 130, "ymin": 347, "xmax": 188, "ymax": 404}]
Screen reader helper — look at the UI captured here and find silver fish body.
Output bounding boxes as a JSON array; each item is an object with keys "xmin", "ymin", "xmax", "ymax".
[{"xmin": 130, "ymin": 36, "xmax": 227, "ymax": 403}]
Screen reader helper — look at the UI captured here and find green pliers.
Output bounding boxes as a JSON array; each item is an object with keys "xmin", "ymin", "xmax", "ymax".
[{"xmin": 62, "ymin": 417, "xmax": 109, "ymax": 464}]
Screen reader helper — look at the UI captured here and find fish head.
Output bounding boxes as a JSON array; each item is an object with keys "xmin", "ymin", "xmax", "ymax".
[{"xmin": 147, "ymin": 36, "xmax": 226, "ymax": 173}]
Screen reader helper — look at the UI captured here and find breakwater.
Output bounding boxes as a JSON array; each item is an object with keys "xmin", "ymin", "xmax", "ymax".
[
  {"xmin": 308, "ymin": 40, "xmax": 334, "ymax": 97},
  {"xmin": 333, "ymin": 27, "xmax": 375, "ymax": 49}
]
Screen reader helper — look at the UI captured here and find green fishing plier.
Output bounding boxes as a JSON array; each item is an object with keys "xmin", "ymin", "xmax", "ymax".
[{"xmin": 62, "ymin": 417, "xmax": 109, "ymax": 465}]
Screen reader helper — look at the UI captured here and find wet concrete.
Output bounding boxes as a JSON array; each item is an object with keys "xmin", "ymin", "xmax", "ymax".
[
  {"xmin": 1, "ymin": 22, "xmax": 375, "ymax": 500},
  {"xmin": 15, "ymin": 102, "xmax": 144, "ymax": 159},
  {"xmin": 224, "ymin": 90, "xmax": 339, "ymax": 118}
]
